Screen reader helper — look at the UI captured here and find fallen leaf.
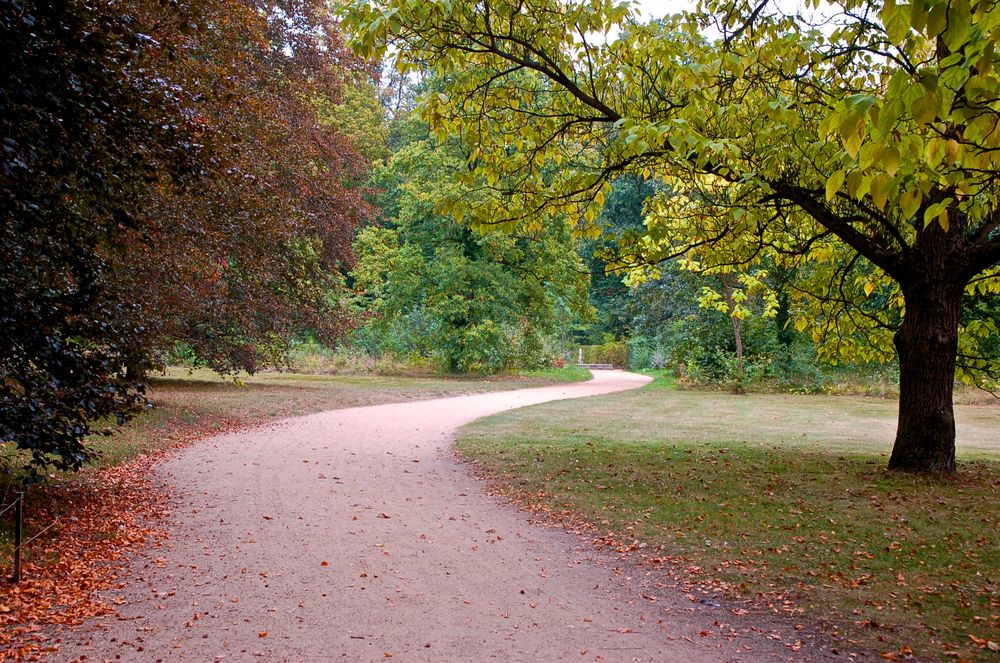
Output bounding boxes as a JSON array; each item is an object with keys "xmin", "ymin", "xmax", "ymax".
[{"xmin": 0, "ymin": 447, "xmax": 177, "ymax": 658}]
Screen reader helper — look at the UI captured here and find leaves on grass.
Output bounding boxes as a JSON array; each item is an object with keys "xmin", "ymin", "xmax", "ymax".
[{"xmin": 458, "ymin": 437, "xmax": 1000, "ymax": 661}]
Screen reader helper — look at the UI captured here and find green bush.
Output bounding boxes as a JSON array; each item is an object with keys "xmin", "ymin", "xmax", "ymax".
[
  {"xmin": 162, "ymin": 341, "xmax": 208, "ymax": 369},
  {"xmin": 580, "ymin": 341, "xmax": 628, "ymax": 367},
  {"xmin": 713, "ymin": 349, "xmax": 772, "ymax": 393},
  {"xmin": 772, "ymin": 343, "xmax": 833, "ymax": 393},
  {"xmin": 625, "ymin": 336, "xmax": 671, "ymax": 370},
  {"xmin": 287, "ymin": 338, "xmax": 435, "ymax": 375},
  {"xmin": 626, "ymin": 336, "xmax": 655, "ymax": 369}
]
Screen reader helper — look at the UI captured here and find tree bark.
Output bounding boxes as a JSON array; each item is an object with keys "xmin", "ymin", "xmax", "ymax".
[
  {"xmin": 124, "ymin": 355, "xmax": 147, "ymax": 383},
  {"xmin": 721, "ymin": 275, "xmax": 745, "ymax": 393},
  {"xmin": 889, "ymin": 281, "xmax": 964, "ymax": 473}
]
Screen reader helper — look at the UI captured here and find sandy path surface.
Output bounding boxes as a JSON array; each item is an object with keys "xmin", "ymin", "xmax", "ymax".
[{"xmin": 55, "ymin": 371, "xmax": 813, "ymax": 662}]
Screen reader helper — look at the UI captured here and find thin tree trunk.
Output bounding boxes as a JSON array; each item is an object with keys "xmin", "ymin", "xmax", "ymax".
[
  {"xmin": 721, "ymin": 276, "xmax": 745, "ymax": 393},
  {"xmin": 731, "ymin": 316, "xmax": 744, "ymax": 363},
  {"xmin": 889, "ymin": 282, "xmax": 964, "ymax": 473}
]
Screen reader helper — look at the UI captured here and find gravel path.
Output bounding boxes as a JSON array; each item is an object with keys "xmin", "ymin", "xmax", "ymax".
[{"xmin": 55, "ymin": 371, "xmax": 817, "ymax": 662}]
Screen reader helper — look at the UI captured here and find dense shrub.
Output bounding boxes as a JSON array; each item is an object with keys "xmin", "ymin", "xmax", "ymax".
[
  {"xmin": 580, "ymin": 341, "xmax": 628, "ymax": 367},
  {"xmin": 626, "ymin": 336, "xmax": 655, "ymax": 370}
]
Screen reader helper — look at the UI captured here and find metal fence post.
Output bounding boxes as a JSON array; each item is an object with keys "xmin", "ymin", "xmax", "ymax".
[{"xmin": 12, "ymin": 492, "xmax": 24, "ymax": 583}]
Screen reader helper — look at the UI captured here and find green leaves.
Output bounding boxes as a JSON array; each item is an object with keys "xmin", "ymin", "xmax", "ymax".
[
  {"xmin": 839, "ymin": 112, "xmax": 865, "ymax": 158},
  {"xmin": 883, "ymin": 0, "xmax": 912, "ymax": 42},
  {"xmin": 942, "ymin": 0, "xmax": 972, "ymax": 51},
  {"xmin": 342, "ymin": 0, "xmax": 1000, "ymax": 390},
  {"xmin": 926, "ymin": 1, "xmax": 948, "ymax": 36},
  {"xmin": 826, "ymin": 170, "xmax": 846, "ymax": 201},
  {"xmin": 880, "ymin": 145, "xmax": 901, "ymax": 177},
  {"xmin": 910, "ymin": 91, "xmax": 939, "ymax": 126},
  {"xmin": 352, "ymin": 110, "xmax": 589, "ymax": 373},
  {"xmin": 900, "ymin": 188, "xmax": 923, "ymax": 219},
  {"xmin": 922, "ymin": 198, "xmax": 953, "ymax": 230}
]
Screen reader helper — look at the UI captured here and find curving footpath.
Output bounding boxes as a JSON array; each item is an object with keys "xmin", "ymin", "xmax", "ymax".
[{"xmin": 55, "ymin": 370, "xmax": 812, "ymax": 662}]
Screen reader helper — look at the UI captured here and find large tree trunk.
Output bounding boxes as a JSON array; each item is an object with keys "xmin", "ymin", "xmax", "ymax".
[
  {"xmin": 889, "ymin": 282, "xmax": 964, "ymax": 473},
  {"xmin": 124, "ymin": 354, "xmax": 147, "ymax": 383}
]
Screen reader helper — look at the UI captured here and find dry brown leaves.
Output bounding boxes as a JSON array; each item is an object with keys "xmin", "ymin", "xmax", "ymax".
[
  {"xmin": 0, "ymin": 421, "xmax": 246, "ymax": 661},
  {"xmin": 0, "ymin": 452, "xmax": 170, "ymax": 661}
]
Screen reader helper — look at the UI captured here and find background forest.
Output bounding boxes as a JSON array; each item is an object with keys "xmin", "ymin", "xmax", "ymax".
[{"xmin": 301, "ymin": 76, "xmax": 947, "ymax": 397}]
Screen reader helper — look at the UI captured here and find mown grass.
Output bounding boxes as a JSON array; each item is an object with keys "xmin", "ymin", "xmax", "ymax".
[{"xmin": 456, "ymin": 377, "xmax": 1000, "ymax": 661}]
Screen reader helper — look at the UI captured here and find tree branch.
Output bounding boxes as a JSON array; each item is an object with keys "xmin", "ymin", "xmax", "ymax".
[{"xmin": 767, "ymin": 181, "xmax": 905, "ymax": 278}]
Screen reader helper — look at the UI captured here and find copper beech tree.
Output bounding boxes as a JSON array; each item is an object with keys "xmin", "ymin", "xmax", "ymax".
[
  {"xmin": 344, "ymin": 0, "xmax": 1000, "ymax": 472},
  {"xmin": 1, "ymin": 0, "xmax": 370, "ymax": 476},
  {"xmin": 111, "ymin": 0, "xmax": 372, "ymax": 377}
]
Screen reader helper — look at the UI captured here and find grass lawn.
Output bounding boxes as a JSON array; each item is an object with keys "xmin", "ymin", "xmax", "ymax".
[{"xmin": 456, "ymin": 376, "xmax": 1000, "ymax": 661}]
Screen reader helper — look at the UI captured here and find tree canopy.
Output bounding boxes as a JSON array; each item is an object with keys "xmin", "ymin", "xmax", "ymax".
[
  {"xmin": 343, "ymin": 0, "xmax": 1000, "ymax": 471},
  {"xmin": 2, "ymin": 0, "xmax": 202, "ymax": 476},
  {"xmin": 110, "ymin": 0, "xmax": 371, "ymax": 376},
  {"xmin": 1, "ymin": 0, "xmax": 370, "ymax": 477},
  {"xmin": 353, "ymin": 111, "xmax": 590, "ymax": 372}
]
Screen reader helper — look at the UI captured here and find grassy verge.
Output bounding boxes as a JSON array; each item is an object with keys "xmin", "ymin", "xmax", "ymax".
[{"xmin": 456, "ymin": 377, "xmax": 1000, "ymax": 661}]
